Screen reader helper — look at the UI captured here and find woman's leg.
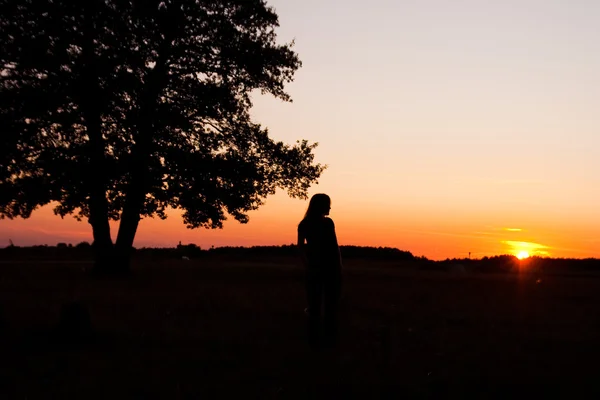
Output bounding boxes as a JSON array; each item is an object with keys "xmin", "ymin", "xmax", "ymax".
[
  {"xmin": 323, "ymin": 268, "xmax": 341, "ymax": 346},
  {"xmin": 306, "ymin": 269, "xmax": 323, "ymax": 348}
]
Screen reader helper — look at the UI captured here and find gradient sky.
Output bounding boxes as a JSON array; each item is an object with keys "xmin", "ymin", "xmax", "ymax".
[{"xmin": 2, "ymin": 0, "xmax": 600, "ymax": 259}]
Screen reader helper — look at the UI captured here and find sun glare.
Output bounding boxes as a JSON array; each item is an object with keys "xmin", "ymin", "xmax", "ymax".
[{"xmin": 504, "ymin": 241, "xmax": 550, "ymax": 259}]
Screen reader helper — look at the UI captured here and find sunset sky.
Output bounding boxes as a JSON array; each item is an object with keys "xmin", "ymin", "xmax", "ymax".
[{"xmin": 2, "ymin": 0, "xmax": 600, "ymax": 260}]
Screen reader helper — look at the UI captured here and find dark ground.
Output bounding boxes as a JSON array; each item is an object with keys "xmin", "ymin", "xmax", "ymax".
[{"xmin": 1, "ymin": 256, "xmax": 600, "ymax": 399}]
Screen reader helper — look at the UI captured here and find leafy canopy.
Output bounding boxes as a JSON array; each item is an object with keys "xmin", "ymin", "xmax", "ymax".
[{"xmin": 0, "ymin": 0, "xmax": 325, "ymax": 229}]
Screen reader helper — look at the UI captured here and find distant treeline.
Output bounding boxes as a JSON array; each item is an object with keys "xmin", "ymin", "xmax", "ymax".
[
  {"xmin": 0, "ymin": 242, "xmax": 416, "ymax": 262},
  {"xmin": 434, "ymin": 255, "xmax": 600, "ymax": 274},
  {"xmin": 2, "ymin": 243, "xmax": 600, "ymax": 273},
  {"xmin": 207, "ymin": 244, "xmax": 416, "ymax": 261}
]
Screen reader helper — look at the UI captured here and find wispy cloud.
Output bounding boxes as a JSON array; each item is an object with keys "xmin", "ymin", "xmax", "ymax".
[
  {"xmin": 413, "ymin": 230, "xmax": 491, "ymax": 240},
  {"xmin": 502, "ymin": 240, "xmax": 549, "ymax": 249},
  {"xmin": 472, "ymin": 231, "xmax": 496, "ymax": 236},
  {"xmin": 23, "ymin": 227, "xmax": 90, "ymax": 237}
]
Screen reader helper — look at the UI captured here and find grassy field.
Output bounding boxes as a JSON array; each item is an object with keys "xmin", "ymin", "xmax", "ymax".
[{"xmin": 1, "ymin": 257, "xmax": 600, "ymax": 398}]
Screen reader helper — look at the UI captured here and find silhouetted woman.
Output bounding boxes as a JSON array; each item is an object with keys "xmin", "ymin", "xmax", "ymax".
[{"xmin": 297, "ymin": 193, "xmax": 342, "ymax": 348}]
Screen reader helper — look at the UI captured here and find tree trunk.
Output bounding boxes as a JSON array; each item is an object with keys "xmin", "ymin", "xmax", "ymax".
[
  {"xmin": 113, "ymin": 117, "xmax": 154, "ymax": 272},
  {"xmin": 84, "ymin": 132, "xmax": 116, "ymax": 272},
  {"xmin": 80, "ymin": 4, "xmax": 120, "ymax": 276},
  {"xmin": 86, "ymin": 117, "xmax": 117, "ymax": 275},
  {"xmin": 113, "ymin": 186, "xmax": 145, "ymax": 272},
  {"xmin": 110, "ymin": 33, "xmax": 172, "ymax": 272},
  {"xmin": 85, "ymin": 83, "xmax": 113, "ymax": 273},
  {"xmin": 89, "ymin": 191, "xmax": 114, "ymax": 272},
  {"xmin": 84, "ymin": 78, "xmax": 115, "ymax": 273},
  {"xmin": 112, "ymin": 63, "xmax": 170, "ymax": 271}
]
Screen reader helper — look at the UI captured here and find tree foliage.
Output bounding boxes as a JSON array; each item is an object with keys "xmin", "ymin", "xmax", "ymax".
[{"xmin": 0, "ymin": 0, "xmax": 325, "ymax": 270}]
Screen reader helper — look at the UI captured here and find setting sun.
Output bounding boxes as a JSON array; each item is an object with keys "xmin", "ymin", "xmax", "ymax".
[{"xmin": 517, "ymin": 251, "xmax": 530, "ymax": 260}]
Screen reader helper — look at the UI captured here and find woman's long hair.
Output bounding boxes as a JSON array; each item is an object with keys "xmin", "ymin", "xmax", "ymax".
[{"xmin": 303, "ymin": 193, "xmax": 331, "ymax": 220}]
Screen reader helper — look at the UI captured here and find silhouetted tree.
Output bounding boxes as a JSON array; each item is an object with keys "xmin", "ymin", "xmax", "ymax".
[{"xmin": 0, "ymin": 0, "xmax": 325, "ymax": 273}]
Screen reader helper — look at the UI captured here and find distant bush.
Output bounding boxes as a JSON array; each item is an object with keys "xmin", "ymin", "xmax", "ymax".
[
  {"xmin": 176, "ymin": 243, "xmax": 203, "ymax": 258},
  {"xmin": 75, "ymin": 241, "xmax": 92, "ymax": 249},
  {"xmin": 340, "ymin": 246, "xmax": 414, "ymax": 261}
]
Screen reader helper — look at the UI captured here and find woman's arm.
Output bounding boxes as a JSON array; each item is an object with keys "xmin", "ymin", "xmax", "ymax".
[
  {"xmin": 297, "ymin": 228, "xmax": 308, "ymax": 267},
  {"xmin": 331, "ymin": 219, "xmax": 343, "ymax": 268}
]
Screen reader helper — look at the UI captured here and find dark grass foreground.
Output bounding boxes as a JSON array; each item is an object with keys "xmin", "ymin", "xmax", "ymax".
[{"xmin": 2, "ymin": 257, "xmax": 600, "ymax": 398}]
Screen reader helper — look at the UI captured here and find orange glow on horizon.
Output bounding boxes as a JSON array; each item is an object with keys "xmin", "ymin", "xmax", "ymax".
[{"xmin": 1, "ymin": 198, "xmax": 599, "ymax": 261}]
